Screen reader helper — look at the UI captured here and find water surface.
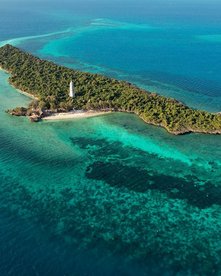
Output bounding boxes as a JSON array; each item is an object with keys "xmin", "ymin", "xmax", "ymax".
[{"xmin": 0, "ymin": 1, "xmax": 221, "ymax": 275}]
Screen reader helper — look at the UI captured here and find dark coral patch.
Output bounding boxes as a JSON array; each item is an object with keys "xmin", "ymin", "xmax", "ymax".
[{"xmin": 86, "ymin": 161, "xmax": 221, "ymax": 209}]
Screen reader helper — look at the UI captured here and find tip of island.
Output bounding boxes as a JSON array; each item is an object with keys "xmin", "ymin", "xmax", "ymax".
[{"xmin": 0, "ymin": 44, "xmax": 221, "ymax": 135}]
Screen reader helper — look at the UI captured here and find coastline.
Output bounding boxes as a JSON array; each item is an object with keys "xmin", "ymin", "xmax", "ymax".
[
  {"xmin": 0, "ymin": 65, "xmax": 7, "ymax": 73},
  {"xmin": 0, "ymin": 66, "xmax": 38, "ymax": 100},
  {"xmin": 4, "ymin": 71, "xmax": 221, "ymax": 134},
  {"xmin": 43, "ymin": 110, "xmax": 111, "ymax": 121},
  {"xmin": 1, "ymin": 44, "xmax": 221, "ymax": 135},
  {"xmin": 13, "ymin": 87, "xmax": 38, "ymax": 100}
]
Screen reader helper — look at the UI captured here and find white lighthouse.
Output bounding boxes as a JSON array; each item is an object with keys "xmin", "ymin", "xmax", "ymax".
[{"xmin": 69, "ymin": 81, "xmax": 75, "ymax": 98}]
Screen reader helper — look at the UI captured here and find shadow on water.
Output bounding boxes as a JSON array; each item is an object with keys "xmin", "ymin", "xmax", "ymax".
[
  {"xmin": 85, "ymin": 161, "xmax": 221, "ymax": 209},
  {"xmin": 71, "ymin": 137, "xmax": 221, "ymax": 209}
]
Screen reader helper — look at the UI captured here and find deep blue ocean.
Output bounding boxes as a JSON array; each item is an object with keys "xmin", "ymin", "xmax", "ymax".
[{"xmin": 0, "ymin": 1, "xmax": 221, "ymax": 275}]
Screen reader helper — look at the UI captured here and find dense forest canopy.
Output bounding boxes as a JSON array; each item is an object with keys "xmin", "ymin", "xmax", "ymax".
[{"xmin": 0, "ymin": 44, "xmax": 221, "ymax": 134}]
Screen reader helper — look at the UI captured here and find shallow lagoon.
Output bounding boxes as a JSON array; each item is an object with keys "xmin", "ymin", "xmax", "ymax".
[
  {"xmin": 1, "ymin": 0, "xmax": 221, "ymax": 274},
  {"xmin": 0, "ymin": 70, "xmax": 221, "ymax": 274}
]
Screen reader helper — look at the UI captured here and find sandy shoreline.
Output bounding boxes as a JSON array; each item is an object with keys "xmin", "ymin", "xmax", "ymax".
[
  {"xmin": 0, "ymin": 66, "xmax": 7, "ymax": 73},
  {"xmin": 0, "ymin": 66, "xmax": 111, "ymax": 120},
  {"xmin": 14, "ymin": 88, "xmax": 38, "ymax": 100},
  {"xmin": 0, "ymin": 66, "xmax": 38, "ymax": 100},
  {"xmin": 43, "ymin": 111, "xmax": 111, "ymax": 121}
]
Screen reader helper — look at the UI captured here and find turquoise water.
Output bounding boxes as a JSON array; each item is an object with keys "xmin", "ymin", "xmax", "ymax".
[
  {"xmin": 0, "ymin": 1, "xmax": 221, "ymax": 275},
  {"xmin": 7, "ymin": 1, "xmax": 221, "ymax": 112}
]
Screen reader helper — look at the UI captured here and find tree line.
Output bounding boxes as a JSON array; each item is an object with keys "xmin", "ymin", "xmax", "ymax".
[{"xmin": 0, "ymin": 44, "xmax": 221, "ymax": 134}]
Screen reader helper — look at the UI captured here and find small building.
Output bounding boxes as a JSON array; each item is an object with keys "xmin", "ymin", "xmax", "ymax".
[{"xmin": 69, "ymin": 81, "xmax": 75, "ymax": 98}]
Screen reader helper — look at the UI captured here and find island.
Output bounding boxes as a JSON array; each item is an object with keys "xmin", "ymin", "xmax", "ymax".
[{"xmin": 0, "ymin": 44, "xmax": 221, "ymax": 135}]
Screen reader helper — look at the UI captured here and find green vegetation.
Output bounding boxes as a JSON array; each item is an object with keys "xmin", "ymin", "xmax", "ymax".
[{"xmin": 0, "ymin": 44, "xmax": 221, "ymax": 134}]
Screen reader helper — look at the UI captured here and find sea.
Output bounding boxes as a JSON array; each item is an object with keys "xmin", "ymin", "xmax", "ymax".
[{"xmin": 0, "ymin": 0, "xmax": 221, "ymax": 275}]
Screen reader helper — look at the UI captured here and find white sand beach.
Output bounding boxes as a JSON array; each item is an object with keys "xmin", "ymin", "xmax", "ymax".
[{"xmin": 43, "ymin": 111, "xmax": 111, "ymax": 121}]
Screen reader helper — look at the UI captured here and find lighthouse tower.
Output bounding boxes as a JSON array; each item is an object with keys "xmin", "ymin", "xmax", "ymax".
[{"xmin": 69, "ymin": 81, "xmax": 75, "ymax": 98}]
